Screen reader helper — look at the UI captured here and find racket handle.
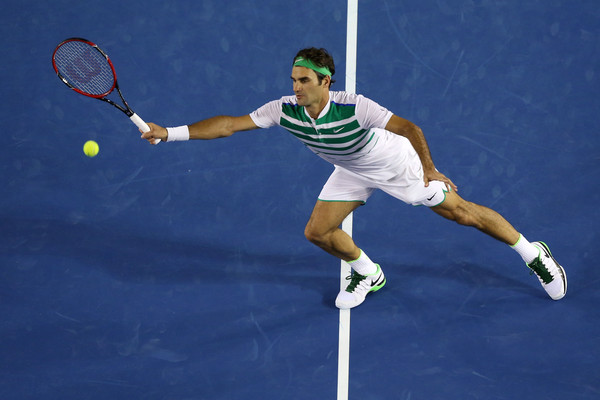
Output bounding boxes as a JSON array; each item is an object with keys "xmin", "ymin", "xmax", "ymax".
[{"xmin": 130, "ymin": 113, "xmax": 161, "ymax": 145}]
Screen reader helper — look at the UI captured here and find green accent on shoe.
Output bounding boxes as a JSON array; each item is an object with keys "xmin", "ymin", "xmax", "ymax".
[
  {"xmin": 345, "ymin": 272, "xmax": 366, "ymax": 293},
  {"xmin": 344, "ymin": 264, "xmax": 386, "ymax": 293},
  {"xmin": 370, "ymin": 277, "xmax": 386, "ymax": 293},
  {"xmin": 538, "ymin": 241, "xmax": 553, "ymax": 257},
  {"xmin": 528, "ymin": 255, "xmax": 553, "ymax": 284}
]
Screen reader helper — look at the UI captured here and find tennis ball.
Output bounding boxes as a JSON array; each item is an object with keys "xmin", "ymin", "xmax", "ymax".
[{"xmin": 83, "ymin": 140, "xmax": 99, "ymax": 157}]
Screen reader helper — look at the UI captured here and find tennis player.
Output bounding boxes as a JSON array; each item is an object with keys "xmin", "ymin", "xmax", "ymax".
[{"xmin": 142, "ymin": 47, "xmax": 567, "ymax": 309}]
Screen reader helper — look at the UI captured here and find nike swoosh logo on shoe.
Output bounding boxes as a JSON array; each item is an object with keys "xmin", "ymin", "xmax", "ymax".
[{"xmin": 371, "ymin": 276, "xmax": 384, "ymax": 286}]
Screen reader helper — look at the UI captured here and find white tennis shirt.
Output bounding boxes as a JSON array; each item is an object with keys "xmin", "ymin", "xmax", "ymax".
[{"xmin": 250, "ymin": 91, "xmax": 419, "ymax": 183}]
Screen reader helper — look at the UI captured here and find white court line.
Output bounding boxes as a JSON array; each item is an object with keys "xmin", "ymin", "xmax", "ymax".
[
  {"xmin": 337, "ymin": 2, "xmax": 358, "ymax": 399},
  {"xmin": 345, "ymin": 0, "xmax": 358, "ymax": 94}
]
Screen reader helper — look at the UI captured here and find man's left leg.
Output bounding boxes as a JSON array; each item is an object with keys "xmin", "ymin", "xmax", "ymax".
[
  {"xmin": 430, "ymin": 190, "xmax": 567, "ymax": 300},
  {"xmin": 430, "ymin": 189, "xmax": 519, "ymax": 244}
]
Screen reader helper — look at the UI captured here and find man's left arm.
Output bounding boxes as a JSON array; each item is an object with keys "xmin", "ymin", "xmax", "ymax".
[{"xmin": 385, "ymin": 114, "xmax": 457, "ymax": 191}]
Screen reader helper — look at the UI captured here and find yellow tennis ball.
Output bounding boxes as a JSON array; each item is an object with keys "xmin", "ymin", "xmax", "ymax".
[{"xmin": 83, "ymin": 140, "xmax": 99, "ymax": 157}]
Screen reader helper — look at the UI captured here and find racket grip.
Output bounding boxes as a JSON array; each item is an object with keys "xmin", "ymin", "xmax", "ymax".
[{"xmin": 130, "ymin": 113, "xmax": 161, "ymax": 145}]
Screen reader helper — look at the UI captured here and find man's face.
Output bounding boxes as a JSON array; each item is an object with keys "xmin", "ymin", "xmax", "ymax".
[{"xmin": 291, "ymin": 66, "xmax": 327, "ymax": 107}]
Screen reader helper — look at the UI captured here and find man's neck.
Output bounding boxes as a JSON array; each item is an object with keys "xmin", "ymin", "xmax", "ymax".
[{"xmin": 305, "ymin": 91, "xmax": 330, "ymax": 119}]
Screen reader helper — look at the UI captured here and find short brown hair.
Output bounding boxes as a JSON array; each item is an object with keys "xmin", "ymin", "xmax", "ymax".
[{"xmin": 293, "ymin": 47, "xmax": 336, "ymax": 87}]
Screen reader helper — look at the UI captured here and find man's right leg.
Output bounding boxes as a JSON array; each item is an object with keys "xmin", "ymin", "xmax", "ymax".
[
  {"xmin": 304, "ymin": 200, "xmax": 363, "ymax": 262},
  {"xmin": 304, "ymin": 200, "xmax": 386, "ymax": 309}
]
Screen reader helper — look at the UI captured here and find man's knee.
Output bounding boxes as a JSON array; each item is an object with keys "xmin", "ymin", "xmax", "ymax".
[
  {"xmin": 452, "ymin": 205, "xmax": 477, "ymax": 226},
  {"xmin": 304, "ymin": 223, "xmax": 326, "ymax": 245},
  {"xmin": 434, "ymin": 198, "xmax": 480, "ymax": 227}
]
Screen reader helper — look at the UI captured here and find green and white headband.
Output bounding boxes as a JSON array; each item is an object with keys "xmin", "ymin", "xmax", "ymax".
[{"xmin": 293, "ymin": 57, "xmax": 332, "ymax": 76}]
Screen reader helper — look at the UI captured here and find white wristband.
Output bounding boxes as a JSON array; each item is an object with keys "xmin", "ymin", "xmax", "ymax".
[{"xmin": 166, "ymin": 125, "xmax": 190, "ymax": 142}]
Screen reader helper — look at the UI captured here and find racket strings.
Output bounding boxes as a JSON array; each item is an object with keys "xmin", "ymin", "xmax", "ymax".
[{"xmin": 54, "ymin": 41, "xmax": 115, "ymax": 97}]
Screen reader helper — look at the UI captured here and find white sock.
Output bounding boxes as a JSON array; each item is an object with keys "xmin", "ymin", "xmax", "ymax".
[
  {"xmin": 510, "ymin": 234, "xmax": 540, "ymax": 264},
  {"xmin": 348, "ymin": 249, "xmax": 378, "ymax": 275}
]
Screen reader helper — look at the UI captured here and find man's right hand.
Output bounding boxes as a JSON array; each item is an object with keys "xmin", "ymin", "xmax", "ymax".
[{"xmin": 141, "ymin": 123, "xmax": 168, "ymax": 145}]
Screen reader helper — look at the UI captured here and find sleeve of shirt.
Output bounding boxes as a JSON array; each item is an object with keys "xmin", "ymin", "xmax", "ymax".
[
  {"xmin": 355, "ymin": 94, "xmax": 393, "ymax": 130},
  {"xmin": 249, "ymin": 98, "xmax": 283, "ymax": 129}
]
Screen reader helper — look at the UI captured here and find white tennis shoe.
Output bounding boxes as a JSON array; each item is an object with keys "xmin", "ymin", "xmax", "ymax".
[
  {"xmin": 527, "ymin": 241, "xmax": 567, "ymax": 300},
  {"xmin": 335, "ymin": 264, "xmax": 386, "ymax": 309}
]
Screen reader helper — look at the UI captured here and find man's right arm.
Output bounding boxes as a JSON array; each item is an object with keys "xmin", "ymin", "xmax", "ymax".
[{"xmin": 141, "ymin": 115, "xmax": 259, "ymax": 144}]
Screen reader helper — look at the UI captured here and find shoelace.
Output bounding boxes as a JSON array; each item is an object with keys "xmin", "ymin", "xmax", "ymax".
[
  {"xmin": 344, "ymin": 272, "xmax": 367, "ymax": 293},
  {"xmin": 528, "ymin": 257, "xmax": 553, "ymax": 284}
]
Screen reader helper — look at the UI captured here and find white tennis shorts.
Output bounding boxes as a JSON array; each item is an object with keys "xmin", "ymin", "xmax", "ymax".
[
  {"xmin": 316, "ymin": 129, "xmax": 450, "ymax": 207},
  {"xmin": 318, "ymin": 164, "xmax": 450, "ymax": 207}
]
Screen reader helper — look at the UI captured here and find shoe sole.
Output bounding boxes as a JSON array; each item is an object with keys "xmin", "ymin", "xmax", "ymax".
[{"xmin": 537, "ymin": 241, "xmax": 567, "ymax": 300}]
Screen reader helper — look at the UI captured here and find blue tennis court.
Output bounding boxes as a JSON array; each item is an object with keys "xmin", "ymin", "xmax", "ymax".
[{"xmin": 1, "ymin": 1, "xmax": 599, "ymax": 399}]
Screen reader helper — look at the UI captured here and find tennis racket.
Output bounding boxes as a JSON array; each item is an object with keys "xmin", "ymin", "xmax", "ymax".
[{"xmin": 52, "ymin": 37, "xmax": 160, "ymax": 144}]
